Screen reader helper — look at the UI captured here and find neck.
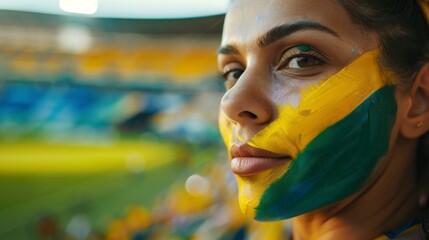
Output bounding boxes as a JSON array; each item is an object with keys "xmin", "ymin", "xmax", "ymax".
[{"xmin": 291, "ymin": 137, "xmax": 419, "ymax": 240}]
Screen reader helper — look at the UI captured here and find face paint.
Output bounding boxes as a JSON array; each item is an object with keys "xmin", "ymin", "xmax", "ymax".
[
  {"xmin": 296, "ymin": 45, "xmax": 312, "ymax": 52},
  {"xmin": 219, "ymin": 50, "xmax": 398, "ymax": 220}
]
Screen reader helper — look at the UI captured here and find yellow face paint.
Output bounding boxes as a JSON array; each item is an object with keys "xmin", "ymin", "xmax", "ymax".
[
  {"xmin": 219, "ymin": 50, "xmax": 397, "ymax": 220},
  {"xmin": 235, "ymin": 163, "xmax": 290, "ymax": 218}
]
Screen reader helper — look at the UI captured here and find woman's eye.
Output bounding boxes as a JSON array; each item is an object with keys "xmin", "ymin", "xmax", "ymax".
[
  {"xmin": 278, "ymin": 45, "xmax": 326, "ymax": 75},
  {"xmin": 218, "ymin": 68, "xmax": 244, "ymax": 89},
  {"xmin": 287, "ymin": 56, "xmax": 322, "ymax": 69},
  {"xmin": 223, "ymin": 69, "xmax": 243, "ymax": 82}
]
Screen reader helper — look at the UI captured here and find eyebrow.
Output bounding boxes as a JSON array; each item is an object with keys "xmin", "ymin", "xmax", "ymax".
[
  {"xmin": 258, "ymin": 21, "xmax": 339, "ymax": 47},
  {"xmin": 217, "ymin": 21, "xmax": 340, "ymax": 55}
]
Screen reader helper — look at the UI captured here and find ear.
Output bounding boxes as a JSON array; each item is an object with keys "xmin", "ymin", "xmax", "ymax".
[{"xmin": 400, "ymin": 62, "xmax": 429, "ymax": 139}]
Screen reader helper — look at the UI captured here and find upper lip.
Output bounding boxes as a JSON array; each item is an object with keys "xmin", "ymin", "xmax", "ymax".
[{"xmin": 230, "ymin": 144, "xmax": 290, "ymax": 159}]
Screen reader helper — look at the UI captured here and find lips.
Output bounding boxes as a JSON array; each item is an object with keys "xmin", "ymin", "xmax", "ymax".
[{"xmin": 230, "ymin": 144, "xmax": 291, "ymax": 176}]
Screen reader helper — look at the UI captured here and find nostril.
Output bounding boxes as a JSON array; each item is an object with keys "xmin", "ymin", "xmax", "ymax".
[{"xmin": 239, "ymin": 111, "xmax": 258, "ymax": 120}]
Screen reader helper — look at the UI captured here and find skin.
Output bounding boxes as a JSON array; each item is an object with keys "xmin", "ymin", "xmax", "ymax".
[{"xmin": 217, "ymin": 0, "xmax": 429, "ymax": 239}]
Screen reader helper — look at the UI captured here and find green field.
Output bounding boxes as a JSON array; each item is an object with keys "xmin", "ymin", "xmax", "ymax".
[{"xmin": 0, "ymin": 140, "xmax": 221, "ymax": 239}]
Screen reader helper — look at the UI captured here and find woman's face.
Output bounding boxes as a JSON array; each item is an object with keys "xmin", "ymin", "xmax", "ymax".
[{"xmin": 217, "ymin": 0, "xmax": 398, "ymax": 221}]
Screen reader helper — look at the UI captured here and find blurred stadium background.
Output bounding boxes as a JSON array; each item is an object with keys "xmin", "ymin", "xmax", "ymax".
[{"xmin": 0, "ymin": 2, "xmax": 290, "ymax": 240}]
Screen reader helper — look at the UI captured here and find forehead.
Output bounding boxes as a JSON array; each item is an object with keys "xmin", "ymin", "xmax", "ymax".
[{"xmin": 222, "ymin": 0, "xmax": 356, "ymax": 45}]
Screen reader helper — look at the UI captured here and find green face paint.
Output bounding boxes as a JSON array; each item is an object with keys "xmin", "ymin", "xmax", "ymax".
[{"xmin": 297, "ymin": 45, "xmax": 312, "ymax": 52}]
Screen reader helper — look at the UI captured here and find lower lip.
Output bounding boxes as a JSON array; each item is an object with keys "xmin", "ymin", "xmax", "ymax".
[{"xmin": 231, "ymin": 157, "xmax": 290, "ymax": 176}]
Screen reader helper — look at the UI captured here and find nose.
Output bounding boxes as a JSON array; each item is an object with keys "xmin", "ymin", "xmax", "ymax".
[{"xmin": 220, "ymin": 71, "xmax": 273, "ymax": 126}]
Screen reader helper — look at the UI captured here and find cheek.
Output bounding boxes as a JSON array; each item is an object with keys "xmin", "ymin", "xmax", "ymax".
[
  {"xmin": 271, "ymin": 78, "xmax": 322, "ymax": 108},
  {"xmin": 271, "ymin": 69, "xmax": 336, "ymax": 108}
]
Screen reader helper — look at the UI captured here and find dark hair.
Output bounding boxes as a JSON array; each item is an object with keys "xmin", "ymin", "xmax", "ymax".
[
  {"xmin": 336, "ymin": 0, "xmax": 429, "ymax": 84},
  {"xmin": 336, "ymin": 0, "xmax": 429, "ymax": 233}
]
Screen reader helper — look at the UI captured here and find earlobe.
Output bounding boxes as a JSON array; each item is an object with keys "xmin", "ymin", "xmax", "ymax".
[{"xmin": 400, "ymin": 63, "xmax": 429, "ymax": 139}]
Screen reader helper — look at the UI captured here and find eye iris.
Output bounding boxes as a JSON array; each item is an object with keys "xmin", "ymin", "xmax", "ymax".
[{"xmin": 233, "ymin": 70, "xmax": 242, "ymax": 79}]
